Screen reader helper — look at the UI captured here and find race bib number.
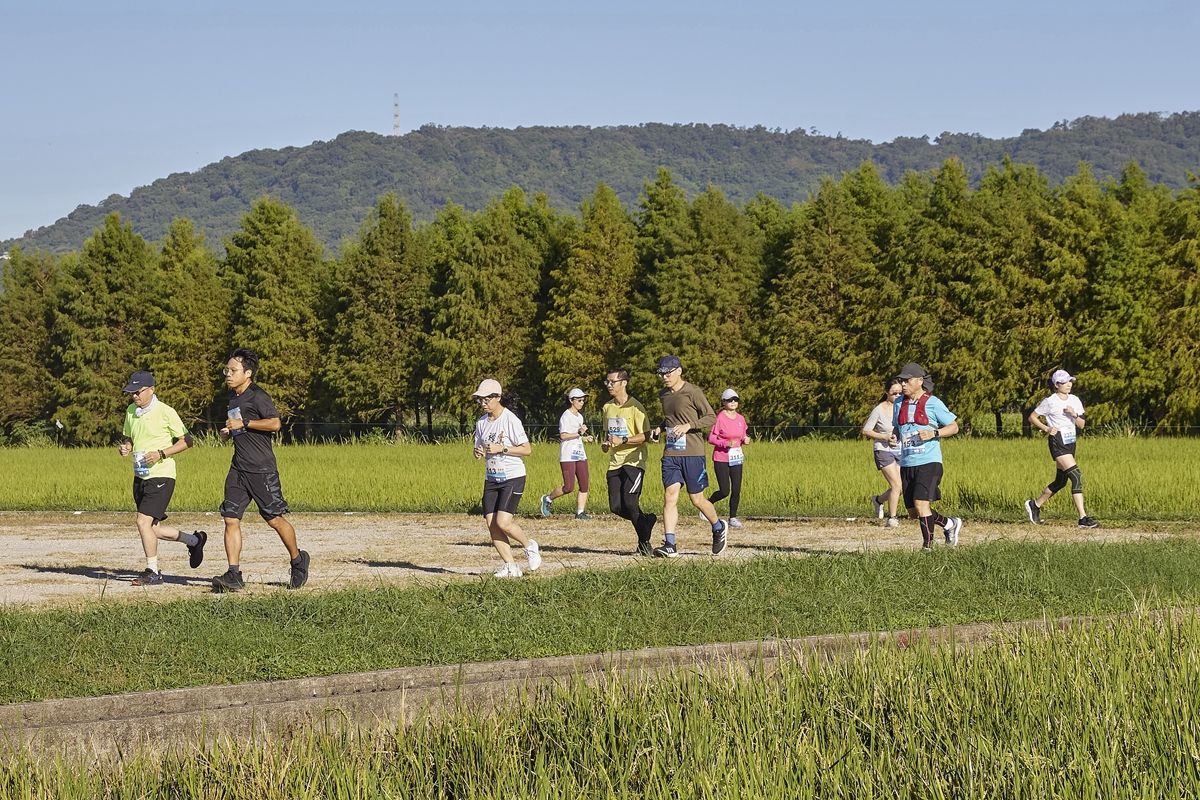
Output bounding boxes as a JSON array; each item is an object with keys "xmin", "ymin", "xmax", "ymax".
[
  {"xmin": 1059, "ymin": 426, "xmax": 1076, "ymax": 445},
  {"xmin": 606, "ymin": 417, "xmax": 629, "ymax": 438},
  {"xmin": 665, "ymin": 431, "xmax": 687, "ymax": 451},
  {"xmin": 485, "ymin": 459, "xmax": 507, "ymax": 482},
  {"xmin": 728, "ymin": 446, "xmax": 745, "ymax": 466},
  {"xmin": 902, "ymin": 433, "xmax": 926, "ymax": 456},
  {"xmin": 569, "ymin": 444, "xmax": 587, "ymax": 461}
]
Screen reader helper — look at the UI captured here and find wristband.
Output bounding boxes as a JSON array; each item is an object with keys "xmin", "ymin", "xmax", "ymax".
[
  {"xmin": 158, "ymin": 449, "xmax": 166, "ymax": 460},
  {"xmin": 621, "ymin": 435, "xmax": 628, "ymax": 445},
  {"xmin": 932, "ymin": 430, "xmax": 940, "ymax": 440}
]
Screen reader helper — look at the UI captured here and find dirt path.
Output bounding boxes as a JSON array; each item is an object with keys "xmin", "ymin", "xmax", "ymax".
[{"xmin": 0, "ymin": 511, "xmax": 1184, "ymax": 609}]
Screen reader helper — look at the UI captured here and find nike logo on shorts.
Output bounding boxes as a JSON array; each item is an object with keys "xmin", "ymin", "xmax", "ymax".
[{"xmin": 155, "ymin": 483, "xmax": 165, "ymax": 489}]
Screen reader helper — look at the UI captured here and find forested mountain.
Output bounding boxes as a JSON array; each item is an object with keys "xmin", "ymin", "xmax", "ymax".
[{"xmin": 6, "ymin": 111, "xmax": 1200, "ymax": 254}]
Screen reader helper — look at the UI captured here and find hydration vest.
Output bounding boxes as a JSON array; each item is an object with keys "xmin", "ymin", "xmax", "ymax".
[{"xmin": 898, "ymin": 394, "xmax": 932, "ymax": 426}]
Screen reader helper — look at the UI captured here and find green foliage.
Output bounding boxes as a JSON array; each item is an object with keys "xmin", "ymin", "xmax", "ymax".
[
  {"xmin": 0, "ymin": 247, "xmax": 59, "ymax": 424},
  {"xmin": 222, "ymin": 197, "xmax": 326, "ymax": 418},
  {"xmin": 49, "ymin": 213, "xmax": 158, "ymax": 445}
]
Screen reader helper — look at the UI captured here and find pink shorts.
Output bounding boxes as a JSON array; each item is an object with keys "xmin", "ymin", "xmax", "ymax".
[{"xmin": 559, "ymin": 460, "xmax": 589, "ymax": 493}]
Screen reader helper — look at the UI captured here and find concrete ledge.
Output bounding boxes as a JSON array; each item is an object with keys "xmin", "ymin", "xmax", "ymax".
[{"xmin": 0, "ymin": 611, "xmax": 1169, "ymax": 758}]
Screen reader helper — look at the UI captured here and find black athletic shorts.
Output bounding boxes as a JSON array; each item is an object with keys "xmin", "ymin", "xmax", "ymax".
[
  {"xmin": 1048, "ymin": 433, "xmax": 1077, "ymax": 460},
  {"xmin": 220, "ymin": 469, "xmax": 290, "ymax": 520},
  {"xmin": 133, "ymin": 477, "xmax": 175, "ymax": 522},
  {"xmin": 901, "ymin": 462, "xmax": 943, "ymax": 506},
  {"xmin": 482, "ymin": 476, "xmax": 525, "ymax": 517}
]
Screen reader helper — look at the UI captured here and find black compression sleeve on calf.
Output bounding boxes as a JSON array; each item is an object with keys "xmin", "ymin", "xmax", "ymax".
[
  {"xmin": 919, "ymin": 516, "xmax": 936, "ymax": 545},
  {"xmin": 1066, "ymin": 466, "xmax": 1083, "ymax": 494},
  {"xmin": 1048, "ymin": 469, "xmax": 1068, "ymax": 494}
]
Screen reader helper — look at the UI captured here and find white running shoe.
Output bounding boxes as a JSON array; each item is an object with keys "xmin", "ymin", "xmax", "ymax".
[
  {"xmin": 943, "ymin": 517, "xmax": 962, "ymax": 546},
  {"xmin": 524, "ymin": 539, "xmax": 542, "ymax": 571},
  {"xmin": 729, "ymin": 517, "xmax": 743, "ymax": 529},
  {"xmin": 871, "ymin": 495, "xmax": 885, "ymax": 519},
  {"xmin": 493, "ymin": 562, "xmax": 523, "ymax": 578},
  {"xmin": 885, "ymin": 516, "xmax": 900, "ymax": 528}
]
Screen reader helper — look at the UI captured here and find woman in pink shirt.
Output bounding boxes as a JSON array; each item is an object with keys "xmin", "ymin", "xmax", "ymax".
[{"xmin": 706, "ymin": 387, "xmax": 750, "ymax": 528}]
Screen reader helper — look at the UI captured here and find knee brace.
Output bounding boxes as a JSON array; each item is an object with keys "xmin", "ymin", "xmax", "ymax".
[
  {"xmin": 1066, "ymin": 466, "xmax": 1083, "ymax": 494},
  {"xmin": 1047, "ymin": 469, "xmax": 1068, "ymax": 494}
]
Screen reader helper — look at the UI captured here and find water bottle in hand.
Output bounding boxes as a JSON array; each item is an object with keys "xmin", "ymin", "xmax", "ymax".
[{"xmin": 228, "ymin": 406, "xmax": 245, "ymax": 437}]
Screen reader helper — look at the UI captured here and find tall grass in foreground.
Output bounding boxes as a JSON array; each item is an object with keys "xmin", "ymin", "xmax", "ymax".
[
  {"xmin": 5, "ymin": 538, "xmax": 1200, "ymax": 703},
  {"xmin": 2, "ymin": 437, "xmax": 1199, "ymax": 521},
  {"xmin": 5, "ymin": 613, "xmax": 1198, "ymax": 798}
]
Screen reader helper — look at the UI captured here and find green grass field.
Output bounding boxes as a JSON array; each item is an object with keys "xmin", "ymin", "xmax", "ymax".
[
  {"xmin": 3, "ymin": 538, "xmax": 1200, "ymax": 704},
  {"xmin": 1, "ymin": 436, "xmax": 1196, "ymax": 521},
  {"xmin": 6, "ymin": 610, "xmax": 1198, "ymax": 798}
]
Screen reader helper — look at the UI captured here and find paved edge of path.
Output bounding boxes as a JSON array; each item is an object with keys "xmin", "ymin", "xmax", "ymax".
[{"xmin": 0, "ymin": 608, "xmax": 1186, "ymax": 759}]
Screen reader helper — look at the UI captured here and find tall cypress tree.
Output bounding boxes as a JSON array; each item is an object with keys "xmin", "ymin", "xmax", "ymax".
[
  {"xmin": 539, "ymin": 183, "xmax": 637, "ymax": 398},
  {"xmin": 222, "ymin": 197, "xmax": 326, "ymax": 422},
  {"xmin": 324, "ymin": 194, "xmax": 429, "ymax": 429},
  {"xmin": 0, "ymin": 248, "xmax": 59, "ymax": 425},
  {"xmin": 50, "ymin": 213, "xmax": 158, "ymax": 444},
  {"xmin": 1161, "ymin": 176, "xmax": 1200, "ymax": 428},
  {"xmin": 147, "ymin": 219, "xmax": 229, "ymax": 424}
]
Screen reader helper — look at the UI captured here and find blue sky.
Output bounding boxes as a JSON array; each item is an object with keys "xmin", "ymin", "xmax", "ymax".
[{"xmin": 2, "ymin": 0, "xmax": 1197, "ymax": 241}]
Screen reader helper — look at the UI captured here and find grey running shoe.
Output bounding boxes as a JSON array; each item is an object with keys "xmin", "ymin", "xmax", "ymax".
[
  {"xmin": 1024, "ymin": 499, "xmax": 1042, "ymax": 525},
  {"xmin": 212, "ymin": 568, "xmax": 245, "ymax": 593},
  {"xmin": 188, "ymin": 530, "xmax": 207, "ymax": 569},
  {"xmin": 871, "ymin": 494, "xmax": 885, "ymax": 519},
  {"xmin": 1078, "ymin": 516, "xmax": 1100, "ymax": 529},
  {"xmin": 132, "ymin": 568, "xmax": 163, "ymax": 586},
  {"xmin": 729, "ymin": 517, "xmax": 744, "ymax": 529},
  {"xmin": 711, "ymin": 520, "xmax": 728, "ymax": 555},
  {"xmin": 574, "ymin": 511, "xmax": 592, "ymax": 521},
  {"xmin": 540, "ymin": 494, "xmax": 552, "ymax": 517},
  {"xmin": 885, "ymin": 516, "xmax": 900, "ymax": 528},
  {"xmin": 289, "ymin": 550, "xmax": 310, "ymax": 589},
  {"xmin": 652, "ymin": 542, "xmax": 678, "ymax": 558},
  {"xmin": 943, "ymin": 517, "xmax": 962, "ymax": 546}
]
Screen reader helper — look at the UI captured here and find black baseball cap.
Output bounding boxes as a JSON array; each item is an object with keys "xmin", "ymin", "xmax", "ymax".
[
  {"xmin": 897, "ymin": 362, "xmax": 927, "ymax": 380},
  {"xmin": 123, "ymin": 370, "xmax": 155, "ymax": 393}
]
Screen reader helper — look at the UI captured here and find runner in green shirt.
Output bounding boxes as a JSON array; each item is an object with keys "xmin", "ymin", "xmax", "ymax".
[{"xmin": 117, "ymin": 370, "xmax": 206, "ymax": 586}]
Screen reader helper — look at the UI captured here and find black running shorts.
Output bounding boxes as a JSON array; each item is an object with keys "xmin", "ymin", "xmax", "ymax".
[
  {"xmin": 133, "ymin": 477, "xmax": 175, "ymax": 522},
  {"xmin": 482, "ymin": 476, "xmax": 525, "ymax": 517},
  {"xmin": 220, "ymin": 469, "xmax": 291, "ymax": 520},
  {"xmin": 901, "ymin": 462, "xmax": 943, "ymax": 506},
  {"xmin": 1048, "ymin": 433, "xmax": 1077, "ymax": 460}
]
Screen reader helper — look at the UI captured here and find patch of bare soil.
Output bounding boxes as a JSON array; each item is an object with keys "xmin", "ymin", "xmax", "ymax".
[{"xmin": 0, "ymin": 511, "xmax": 1178, "ymax": 609}]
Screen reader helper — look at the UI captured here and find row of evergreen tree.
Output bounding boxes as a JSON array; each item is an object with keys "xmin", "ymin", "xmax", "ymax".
[{"xmin": 4, "ymin": 158, "xmax": 1200, "ymax": 446}]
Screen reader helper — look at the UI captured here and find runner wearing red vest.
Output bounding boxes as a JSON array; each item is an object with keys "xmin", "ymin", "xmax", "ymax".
[{"xmin": 890, "ymin": 362, "xmax": 963, "ymax": 550}]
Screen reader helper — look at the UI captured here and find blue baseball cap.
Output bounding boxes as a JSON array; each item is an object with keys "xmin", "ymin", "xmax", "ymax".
[
  {"xmin": 656, "ymin": 355, "xmax": 682, "ymax": 374},
  {"xmin": 123, "ymin": 370, "xmax": 155, "ymax": 393}
]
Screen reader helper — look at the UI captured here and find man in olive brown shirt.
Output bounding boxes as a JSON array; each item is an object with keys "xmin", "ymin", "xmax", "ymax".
[{"xmin": 652, "ymin": 355, "xmax": 728, "ymax": 557}]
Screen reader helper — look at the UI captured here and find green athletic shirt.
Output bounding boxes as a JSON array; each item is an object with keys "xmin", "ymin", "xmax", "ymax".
[
  {"xmin": 122, "ymin": 398, "xmax": 188, "ymax": 480},
  {"xmin": 602, "ymin": 397, "xmax": 648, "ymax": 471}
]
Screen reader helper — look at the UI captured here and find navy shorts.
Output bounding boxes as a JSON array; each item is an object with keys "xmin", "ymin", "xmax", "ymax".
[
  {"xmin": 662, "ymin": 455, "xmax": 708, "ymax": 494},
  {"xmin": 901, "ymin": 462, "xmax": 943, "ymax": 506},
  {"xmin": 482, "ymin": 476, "xmax": 525, "ymax": 517},
  {"xmin": 133, "ymin": 477, "xmax": 175, "ymax": 522},
  {"xmin": 220, "ymin": 469, "xmax": 290, "ymax": 520}
]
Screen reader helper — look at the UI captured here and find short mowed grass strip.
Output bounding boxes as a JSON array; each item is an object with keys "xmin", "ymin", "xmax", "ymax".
[
  {"xmin": 3, "ymin": 537, "xmax": 1200, "ymax": 704},
  {"xmin": 6, "ymin": 612, "xmax": 1200, "ymax": 798}
]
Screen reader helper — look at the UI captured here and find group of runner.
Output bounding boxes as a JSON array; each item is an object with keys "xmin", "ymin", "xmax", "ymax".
[
  {"xmin": 117, "ymin": 349, "xmax": 309, "ymax": 592},
  {"xmin": 118, "ymin": 348, "xmax": 1096, "ymax": 587}
]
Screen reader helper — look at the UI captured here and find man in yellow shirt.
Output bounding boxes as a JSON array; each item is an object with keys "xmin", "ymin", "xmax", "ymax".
[
  {"xmin": 601, "ymin": 368, "xmax": 657, "ymax": 555},
  {"xmin": 117, "ymin": 370, "xmax": 206, "ymax": 586}
]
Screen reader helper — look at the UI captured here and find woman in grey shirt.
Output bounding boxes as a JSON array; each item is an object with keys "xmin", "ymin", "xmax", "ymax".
[{"xmin": 861, "ymin": 376, "xmax": 904, "ymax": 528}]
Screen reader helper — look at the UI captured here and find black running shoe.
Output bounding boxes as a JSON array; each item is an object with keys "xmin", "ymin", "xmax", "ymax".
[
  {"xmin": 711, "ymin": 519, "xmax": 728, "ymax": 555},
  {"xmin": 635, "ymin": 540, "xmax": 654, "ymax": 557},
  {"xmin": 289, "ymin": 550, "xmax": 310, "ymax": 589},
  {"xmin": 1024, "ymin": 499, "xmax": 1042, "ymax": 525},
  {"xmin": 132, "ymin": 568, "xmax": 163, "ymax": 586},
  {"xmin": 635, "ymin": 512, "xmax": 658, "ymax": 544},
  {"xmin": 212, "ymin": 568, "xmax": 245, "ymax": 593},
  {"xmin": 652, "ymin": 542, "xmax": 678, "ymax": 558},
  {"xmin": 188, "ymin": 530, "xmax": 207, "ymax": 569},
  {"xmin": 1078, "ymin": 516, "xmax": 1100, "ymax": 529}
]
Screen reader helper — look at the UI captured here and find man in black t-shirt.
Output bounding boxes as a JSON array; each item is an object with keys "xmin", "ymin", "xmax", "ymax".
[{"xmin": 211, "ymin": 348, "xmax": 310, "ymax": 592}]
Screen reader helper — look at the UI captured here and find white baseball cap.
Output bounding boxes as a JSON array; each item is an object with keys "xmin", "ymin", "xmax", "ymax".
[
  {"xmin": 721, "ymin": 387, "xmax": 739, "ymax": 401},
  {"xmin": 472, "ymin": 378, "xmax": 503, "ymax": 397},
  {"xmin": 567, "ymin": 387, "xmax": 586, "ymax": 399},
  {"xmin": 1051, "ymin": 369, "xmax": 1075, "ymax": 385}
]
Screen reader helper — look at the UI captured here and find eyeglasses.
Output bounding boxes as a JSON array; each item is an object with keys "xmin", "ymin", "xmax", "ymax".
[
  {"xmin": 657, "ymin": 368, "xmax": 678, "ymax": 377},
  {"xmin": 571, "ymin": 397, "xmax": 586, "ymax": 402},
  {"xmin": 221, "ymin": 367, "xmax": 243, "ymax": 376},
  {"xmin": 128, "ymin": 386, "xmax": 152, "ymax": 396},
  {"xmin": 476, "ymin": 394, "xmax": 500, "ymax": 402},
  {"xmin": 603, "ymin": 379, "xmax": 625, "ymax": 386}
]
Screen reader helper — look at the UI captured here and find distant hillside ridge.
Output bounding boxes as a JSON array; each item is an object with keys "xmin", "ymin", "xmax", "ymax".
[{"xmin": 7, "ymin": 111, "xmax": 1200, "ymax": 254}]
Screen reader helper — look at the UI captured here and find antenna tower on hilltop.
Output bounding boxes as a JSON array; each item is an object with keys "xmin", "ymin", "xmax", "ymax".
[{"xmin": 392, "ymin": 93, "xmax": 401, "ymax": 136}]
